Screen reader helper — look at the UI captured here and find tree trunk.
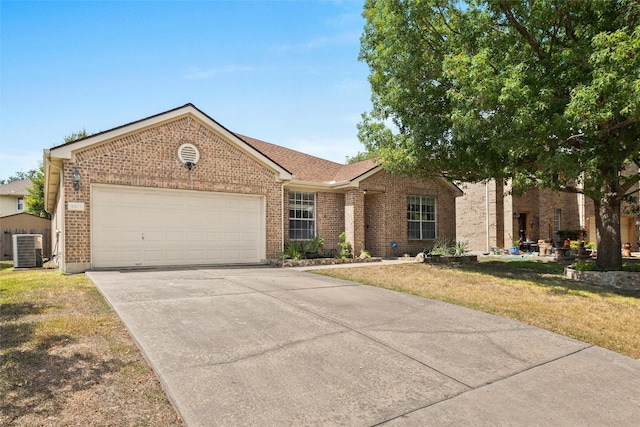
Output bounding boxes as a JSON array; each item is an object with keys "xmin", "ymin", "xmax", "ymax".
[{"xmin": 594, "ymin": 197, "xmax": 623, "ymax": 270}]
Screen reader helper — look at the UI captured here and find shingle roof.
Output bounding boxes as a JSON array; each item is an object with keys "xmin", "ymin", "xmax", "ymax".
[
  {"xmin": 238, "ymin": 134, "xmax": 377, "ymax": 184},
  {"xmin": 0, "ymin": 179, "xmax": 31, "ymax": 196}
]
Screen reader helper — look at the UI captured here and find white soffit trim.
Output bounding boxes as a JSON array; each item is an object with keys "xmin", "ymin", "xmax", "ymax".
[
  {"xmin": 342, "ymin": 165, "xmax": 463, "ymax": 196},
  {"xmin": 437, "ymin": 178, "xmax": 464, "ymax": 197}
]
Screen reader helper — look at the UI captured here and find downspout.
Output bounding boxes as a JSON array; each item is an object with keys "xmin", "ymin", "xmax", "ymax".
[
  {"xmin": 485, "ymin": 181, "xmax": 490, "ymax": 253},
  {"xmin": 578, "ymin": 172, "xmax": 585, "ymax": 231},
  {"xmin": 281, "ymin": 180, "xmax": 288, "ymax": 254}
]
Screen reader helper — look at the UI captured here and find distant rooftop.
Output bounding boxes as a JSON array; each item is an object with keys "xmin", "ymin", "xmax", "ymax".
[{"xmin": 0, "ymin": 179, "xmax": 31, "ymax": 196}]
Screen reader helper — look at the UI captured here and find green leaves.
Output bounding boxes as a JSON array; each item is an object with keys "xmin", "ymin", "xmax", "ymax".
[
  {"xmin": 359, "ymin": 0, "xmax": 640, "ymax": 188},
  {"xmin": 360, "ymin": 0, "xmax": 640, "ymax": 269}
]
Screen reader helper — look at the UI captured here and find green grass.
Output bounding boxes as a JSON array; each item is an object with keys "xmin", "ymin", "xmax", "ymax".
[{"xmin": 571, "ymin": 259, "xmax": 640, "ymax": 272}]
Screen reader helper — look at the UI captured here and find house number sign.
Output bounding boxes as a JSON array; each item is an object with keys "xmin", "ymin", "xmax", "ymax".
[{"xmin": 67, "ymin": 202, "xmax": 85, "ymax": 211}]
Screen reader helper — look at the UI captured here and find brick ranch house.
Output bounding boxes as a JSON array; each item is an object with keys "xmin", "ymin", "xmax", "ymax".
[{"xmin": 44, "ymin": 104, "xmax": 462, "ymax": 273}]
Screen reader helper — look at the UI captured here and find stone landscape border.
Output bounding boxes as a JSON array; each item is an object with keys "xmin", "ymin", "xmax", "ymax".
[
  {"xmin": 273, "ymin": 257, "xmax": 383, "ymax": 268},
  {"xmin": 564, "ymin": 267, "xmax": 640, "ymax": 291},
  {"xmin": 422, "ymin": 255, "xmax": 479, "ymax": 264}
]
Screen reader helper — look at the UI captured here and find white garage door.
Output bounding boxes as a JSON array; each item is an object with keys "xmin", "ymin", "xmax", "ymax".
[{"xmin": 92, "ymin": 185, "xmax": 265, "ymax": 268}]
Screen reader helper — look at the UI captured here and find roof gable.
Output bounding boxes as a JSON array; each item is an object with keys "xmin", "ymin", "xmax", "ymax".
[
  {"xmin": 44, "ymin": 104, "xmax": 293, "ymax": 211},
  {"xmin": 47, "ymin": 104, "xmax": 291, "ymax": 179}
]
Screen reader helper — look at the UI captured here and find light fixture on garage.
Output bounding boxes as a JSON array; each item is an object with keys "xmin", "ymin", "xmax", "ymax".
[
  {"xmin": 72, "ymin": 167, "xmax": 81, "ymax": 191},
  {"xmin": 178, "ymin": 143, "xmax": 200, "ymax": 170}
]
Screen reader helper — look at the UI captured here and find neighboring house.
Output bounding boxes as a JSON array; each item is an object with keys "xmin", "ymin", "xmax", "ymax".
[
  {"xmin": 44, "ymin": 103, "xmax": 462, "ymax": 273},
  {"xmin": 457, "ymin": 176, "xmax": 640, "ymax": 253},
  {"xmin": 0, "ymin": 179, "xmax": 31, "ymax": 216},
  {"xmin": 0, "ymin": 212, "xmax": 52, "ymax": 261}
]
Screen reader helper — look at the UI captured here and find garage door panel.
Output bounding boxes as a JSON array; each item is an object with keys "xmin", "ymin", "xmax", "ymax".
[
  {"xmin": 166, "ymin": 250, "xmax": 186, "ymax": 263},
  {"xmin": 144, "ymin": 231, "xmax": 164, "ymax": 242},
  {"xmin": 121, "ymin": 250, "xmax": 143, "ymax": 264},
  {"xmin": 92, "ymin": 185, "xmax": 265, "ymax": 268},
  {"xmin": 166, "ymin": 231, "xmax": 185, "ymax": 242},
  {"xmin": 121, "ymin": 232, "xmax": 143, "ymax": 243},
  {"xmin": 143, "ymin": 250, "xmax": 164, "ymax": 262}
]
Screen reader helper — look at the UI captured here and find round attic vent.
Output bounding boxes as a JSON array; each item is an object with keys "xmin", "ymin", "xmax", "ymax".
[{"xmin": 178, "ymin": 143, "xmax": 200, "ymax": 169}]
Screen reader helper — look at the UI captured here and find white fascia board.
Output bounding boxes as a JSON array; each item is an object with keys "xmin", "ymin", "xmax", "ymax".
[
  {"xmin": 438, "ymin": 178, "xmax": 464, "ymax": 197},
  {"xmin": 49, "ymin": 107, "xmax": 192, "ymax": 160},
  {"xmin": 346, "ymin": 166, "xmax": 384, "ymax": 187},
  {"xmin": 47, "ymin": 105, "xmax": 292, "ymax": 181},
  {"xmin": 285, "ymin": 180, "xmax": 351, "ymax": 192},
  {"xmin": 343, "ymin": 165, "xmax": 463, "ymax": 197}
]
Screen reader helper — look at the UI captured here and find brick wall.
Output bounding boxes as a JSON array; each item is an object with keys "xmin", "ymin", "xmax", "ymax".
[
  {"xmin": 316, "ymin": 192, "xmax": 345, "ymax": 253},
  {"xmin": 364, "ymin": 192, "xmax": 385, "ymax": 256},
  {"xmin": 360, "ymin": 171, "xmax": 458, "ymax": 257},
  {"xmin": 58, "ymin": 116, "xmax": 283, "ymax": 270},
  {"xmin": 285, "ymin": 171, "xmax": 459, "ymax": 259},
  {"xmin": 456, "ymin": 181, "xmax": 501, "ymax": 252},
  {"xmin": 458, "ymin": 179, "xmax": 589, "ymax": 252}
]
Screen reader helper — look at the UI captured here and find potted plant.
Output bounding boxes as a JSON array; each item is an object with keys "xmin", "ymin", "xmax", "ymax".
[
  {"xmin": 305, "ymin": 235, "xmax": 324, "ymax": 259},
  {"xmin": 509, "ymin": 236, "xmax": 520, "ymax": 255}
]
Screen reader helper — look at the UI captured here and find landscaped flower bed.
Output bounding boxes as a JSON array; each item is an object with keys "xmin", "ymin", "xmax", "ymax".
[
  {"xmin": 423, "ymin": 255, "xmax": 478, "ymax": 264},
  {"xmin": 271, "ymin": 257, "xmax": 383, "ymax": 267}
]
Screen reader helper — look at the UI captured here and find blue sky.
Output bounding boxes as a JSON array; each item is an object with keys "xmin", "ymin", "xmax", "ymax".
[{"xmin": 0, "ymin": 0, "xmax": 372, "ymax": 180}]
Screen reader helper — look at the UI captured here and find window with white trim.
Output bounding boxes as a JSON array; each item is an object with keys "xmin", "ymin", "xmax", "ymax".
[
  {"xmin": 17, "ymin": 197, "xmax": 24, "ymax": 212},
  {"xmin": 289, "ymin": 191, "xmax": 316, "ymax": 240},
  {"xmin": 407, "ymin": 195, "xmax": 436, "ymax": 240}
]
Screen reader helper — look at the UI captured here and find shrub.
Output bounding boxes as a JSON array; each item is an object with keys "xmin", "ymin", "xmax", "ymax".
[
  {"xmin": 281, "ymin": 235, "xmax": 326, "ymax": 260},
  {"xmin": 339, "ymin": 232, "xmax": 351, "ymax": 259},
  {"xmin": 428, "ymin": 239, "xmax": 470, "ymax": 257},
  {"xmin": 282, "ymin": 241, "xmax": 303, "ymax": 260},
  {"xmin": 428, "ymin": 238, "xmax": 453, "ymax": 256},
  {"xmin": 453, "ymin": 240, "xmax": 470, "ymax": 257},
  {"xmin": 359, "ymin": 249, "xmax": 371, "ymax": 259}
]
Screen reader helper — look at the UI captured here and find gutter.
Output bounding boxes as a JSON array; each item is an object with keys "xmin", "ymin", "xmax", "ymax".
[{"xmin": 43, "ymin": 149, "xmax": 63, "ymax": 214}]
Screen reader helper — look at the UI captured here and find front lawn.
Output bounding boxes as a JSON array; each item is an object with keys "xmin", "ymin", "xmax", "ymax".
[
  {"xmin": 0, "ymin": 264, "xmax": 183, "ymax": 426},
  {"xmin": 315, "ymin": 260, "xmax": 640, "ymax": 360}
]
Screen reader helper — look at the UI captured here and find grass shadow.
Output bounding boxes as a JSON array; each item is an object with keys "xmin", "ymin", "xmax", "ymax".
[
  {"xmin": 0, "ymin": 302, "xmax": 50, "ymax": 322},
  {"xmin": 1, "ymin": 347, "xmax": 124, "ymax": 424},
  {"xmin": 451, "ymin": 260, "xmax": 640, "ymax": 298}
]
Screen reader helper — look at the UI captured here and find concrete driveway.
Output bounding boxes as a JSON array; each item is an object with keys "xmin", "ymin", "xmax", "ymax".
[{"xmin": 87, "ymin": 266, "xmax": 640, "ymax": 426}]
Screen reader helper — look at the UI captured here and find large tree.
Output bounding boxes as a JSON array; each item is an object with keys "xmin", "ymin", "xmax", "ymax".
[{"xmin": 358, "ymin": 0, "xmax": 640, "ymax": 270}]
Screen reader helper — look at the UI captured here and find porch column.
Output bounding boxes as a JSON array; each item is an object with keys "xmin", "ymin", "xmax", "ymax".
[{"xmin": 344, "ymin": 189, "xmax": 365, "ymax": 256}]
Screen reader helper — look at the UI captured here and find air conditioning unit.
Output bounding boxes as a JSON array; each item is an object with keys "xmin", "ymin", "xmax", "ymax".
[{"xmin": 13, "ymin": 234, "xmax": 43, "ymax": 268}]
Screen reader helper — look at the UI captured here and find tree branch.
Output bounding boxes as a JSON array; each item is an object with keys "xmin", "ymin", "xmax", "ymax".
[
  {"xmin": 499, "ymin": 2, "xmax": 547, "ymax": 61},
  {"xmin": 607, "ymin": 116, "xmax": 640, "ymax": 133},
  {"xmin": 437, "ymin": 5, "xmax": 460, "ymax": 35},
  {"xmin": 565, "ymin": 133, "xmax": 583, "ymax": 148}
]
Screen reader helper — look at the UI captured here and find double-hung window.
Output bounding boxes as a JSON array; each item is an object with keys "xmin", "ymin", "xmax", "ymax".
[
  {"xmin": 407, "ymin": 195, "xmax": 436, "ymax": 240},
  {"xmin": 17, "ymin": 197, "xmax": 24, "ymax": 212},
  {"xmin": 289, "ymin": 191, "xmax": 315, "ymax": 240}
]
